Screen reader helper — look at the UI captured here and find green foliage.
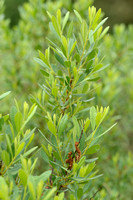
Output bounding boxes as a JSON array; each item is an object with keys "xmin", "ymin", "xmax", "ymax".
[
  {"xmin": 4, "ymin": 0, "xmax": 27, "ymax": 26},
  {"xmin": 0, "ymin": 0, "xmax": 93, "ymax": 113},
  {"xmin": 0, "ymin": 92, "xmax": 56, "ymax": 199},
  {"xmin": 0, "ymin": 4, "xmax": 113, "ymax": 199},
  {"xmin": 1, "ymin": 0, "xmax": 133, "ymax": 199},
  {"xmin": 91, "ymin": 24, "xmax": 133, "ymax": 199},
  {"xmin": 31, "ymin": 7, "xmax": 112, "ymax": 198}
]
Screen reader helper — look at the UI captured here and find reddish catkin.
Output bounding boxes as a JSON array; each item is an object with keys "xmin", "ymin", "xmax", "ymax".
[
  {"xmin": 66, "ymin": 152, "xmax": 73, "ymax": 170},
  {"xmin": 75, "ymin": 142, "xmax": 81, "ymax": 162},
  {"xmin": 66, "ymin": 142, "xmax": 81, "ymax": 170}
]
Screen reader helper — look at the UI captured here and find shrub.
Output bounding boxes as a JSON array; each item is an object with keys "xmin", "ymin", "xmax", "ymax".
[
  {"xmin": 32, "ymin": 7, "xmax": 112, "ymax": 198},
  {"xmin": 0, "ymin": 0, "xmax": 93, "ymax": 113},
  {"xmin": 0, "ymin": 6, "xmax": 114, "ymax": 199},
  {"xmin": 0, "ymin": 91, "xmax": 57, "ymax": 199},
  {"xmin": 91, "ymin": 24, "xmax": 133, "ymax": 199}
]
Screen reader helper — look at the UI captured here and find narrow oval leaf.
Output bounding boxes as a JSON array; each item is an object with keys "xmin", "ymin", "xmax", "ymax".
[
  {"xmin": 0, "ymin": 91, "xmax": 11, "ymax": 101},
  {"xmin": 47, "ymin": 121, "xmax": 57, "ymax": 136},
  {"xmin": 62, "ymin": 11, "xmax": 70, "ymax": 31},
  {"xmin": 58, "ymin": 114, "xmax": 68, "ymax": 137},
  {"xmin": 1, "ymin": 150, "xmax": 10, "ymax": 166},
  {"xmin": 86, "ymin": 144, "xmax": 100, "ymax": 155},
  {"xmin": 16, "ymin": 142, "xmax": 25, "ymax": 156},
  {"xmin": 18, "ymin": 169, "xmax": 27, "ymax": 187},
  {"xmin": 15, "ymin": 112, "xmax": 23, "ymax": 132},
  {"xmin": 74, "ymin": 10, "xmax": 82, "ymax": 23},
  {"xmin": 90, "ymin": 106, "xmax": 97, "ymax": 131}
]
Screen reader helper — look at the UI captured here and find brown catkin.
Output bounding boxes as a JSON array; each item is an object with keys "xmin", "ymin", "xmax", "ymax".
[
  {"xmin": 66, "ymin": 152, "xmax": 73, "ymax": 170},
  {"xmin": 75, "ymin": 142, "xmax": 81, "ymax": 162}
]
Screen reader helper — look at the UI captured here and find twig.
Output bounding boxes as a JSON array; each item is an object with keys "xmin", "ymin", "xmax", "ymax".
[
  {"xmin": 89, "ymin": 189, "xmax": 100, "ymax": 200},
  {"xmin": 78, "ymin": 124, "xmax": 85, "ymax": 144}
]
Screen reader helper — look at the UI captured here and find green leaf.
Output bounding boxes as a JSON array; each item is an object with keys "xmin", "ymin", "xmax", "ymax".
[
  {"xmin": 74, "ymin": 10, "xmax": 82, "ymax": 23},
  {"xmin": 55, "ymin": 53, "xmax": 65, "ymax": 66},
  {"xmin": 94, "ymin": 64, "xmax": 109, "ymax": 74},
  {"xmin": 58, "ymin": 114, "xmax": 68, "ymax": 137},
  {"xmin": 96, "ymin": 112, "xmax": 102, "ymax": 126},
  {"xmin": 43, "ymin": 187, "xmax": 56, "ymax": 200},
  {"xmin": 67, "ymin": 21, "xmax": 73, "ymax": 38},
  {"xmin": 93, "ymin": 17, "xmax": 108, "ymax": 34},
  {"xmin": 16, "ymin": 142, "xmax": 25, "ymax": 156},
  {"xmin": 92, "ymin": 8, "xmax": 101, "ymax": 27},
  {"xmin": 53, "ymin": 151, "xmax": 60, "ymax": 160},
  {"xmin": 0, "ymin": 177, "xmax": 9, "ymax": 199},
  {"xmin": 10, "ymin": 106, "xmax": 17, "ymax": 130},
  {"xmin": 50, "ymin": 160, "xmax": 69, "ymax": 173},
  {"xmin": 18, "ymin": 169, "xmax": 27, "ymax": 186},
  {"xmin": 99, "ymin": 26, "xmax": 110, "ymax": 39},
  {"xmin": 28, "ymin": 177, "xmax": 36, "ymax": 200},
  {"xmin": 37, "ymin": 180, "xmax": 44, "ymax": 200},
  {"xmin": 64, "ymin": 61, "xmax": 71, "ymax": 68},
  {"xmin": 77, "ymin": 156, "xmax": 86, "ymax": 170},
  {"xmin": 21, "ymin": 128, "xmax": 36, "ymax": 144},
  {"xmin": 82, "ymin": 83, "xmax": 89, "ymax": 93},
  {"xmin": 35, "ymin": 171, "xmax": 51, "ymax": 183},
  {"xmin": 34, "ymin": 57, "xmax": 50, "ymax": 70},
  {"xmin": 85, "ymin": 162, "xmax": 96, "ymax": 175},
  {"xmin": 89, "ymin": 30, "xmax": 94, "ymax": 44},
  {"xmin": 22, "ymin": 105, "xmax": 37, "ymax": 130},
  {"xmin": 62, "ymin": 11, "xmax": 70, "ymax": 31},
  {"xmin": 0, "ymin": 118, "xmax": 4, "ymax": 131},
  {"xmin": 69, "ymin": 41, "xmax": 77, "ymax": 56},
  {"xmin": 81, "ymin": 43, "xmax": 94, "ymax": 61},
  {"xmin": 94, "ymin": 123, "xmax": 117, "ymax": 140},
  {"xmin": 77, "ymin": 188, "xmax": 83, "ymax": 199},
  {"xmin": 81, "ymin": 20, "xmax": 88, "ymax": 43},
  {"xmin": 90, "ymin": 106, "xmax": 97, "ymax": 130},
  {"xmin": 51, "ymin": 15, "xmax": 61, "ymax": 36},
  {"xmin": 52, "ymin": 87, "xmax": 58, "ymax": 98},
  {"xmin": 0, "ymin": 91, "xmax": 11, "ymax": 101},
  {"xmin": 72, "ymin": 116, "xmax": 80, "ymax": 137},
  {"xmin": 9, "ymin": 164, "xmax": 21, "ymax": 175},
  {"xmin": 92, "ymin": 63, "xmax": 103, "ymax": 73},
  {"xmin": 49, "ymin": 22, "xmax": 61, "ymax": 41},
  {"xmin": 87, "ymin": 49, "xmax": 98, "ymax": 61},
  {"xmin": 23, "ymin": 146, "xmax": 38, "ymax": 158},
  {"xmin": 46, "ymin": 11, "xmax": 52, "ymax": 19},
  {"xmin": 1, "ymin": 150, "xmax": 10, "ymax": 166},
  {"xmin": 57, "ymin": 9, "xmax": 61, "ymax": 26},
  {"xmin": 55, "ymin": 192, "xmax": 64, "ymax": 200},
  {"xmin": 5, "ymin": 134, "xmax": 13, "ymax": 158},
  {"xmin": 41, "ymin": 144, "xmax": 49, "ymax": 156},
  {"xmin": 40, "ymin": 149, "xmax": 49, "ymax": 164},
  {"xmin": 84, "ymin": 118, "xmax": 90, "ymax": 132},
  {"xmin": 39, "ymin": 129, "xmax": 56, "ymax": 148},
  {"xmin": 85, "ymin": 157, "xmax": 98, "ymax": 163},
  {"xmin": 39, "ymin": 50, "xmax": 49, "ymax": 67},
  {"xmin": 15, "ymin": 112, "xmax": 23, "ymax": 132},
  {"xmin": 40, "ymin": 69, "xmax": 49, "ymax": 77},
  {"xmin": 86, "ymin": 144, "xmax": 100, "ymax": 154},
  {"xmin": 88, "ymin": 173, "xmax": 103, "ymax": 180},
  {"xmin": 47, "ymin": 121, "xmax": 57, "ymax": 136}
]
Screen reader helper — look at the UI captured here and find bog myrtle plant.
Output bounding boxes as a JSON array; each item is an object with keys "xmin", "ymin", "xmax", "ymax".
[
  {"xmin": 0, "ymin": 6, "xmax": 115, "ymax": 200},
  {"xmin": 31, "ymin": 7, "xmax": 115, "ymax": 199},
  {"xmin": 90, "ymin": 24, "xmax": 133, "ymax": 199},
  {"xmin": 0, "ymin": 0, "xmax": 93, "ymax": 113},
  {"xmin": 0, "ymin": 92, "xmax": 57, "ymax": 199}
]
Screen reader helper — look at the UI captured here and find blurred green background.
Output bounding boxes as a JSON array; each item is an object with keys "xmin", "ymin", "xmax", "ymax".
[
  {"xmin": 4, "ymin": 0, "xmax": 27, "ymax": 26},
  {"xmin": 4, "ymin": 0, "xmax": 133, "ymax": 27},
  {"xmin": 1, "ymin": 0, "xmax": 133, "ymax": 199}
]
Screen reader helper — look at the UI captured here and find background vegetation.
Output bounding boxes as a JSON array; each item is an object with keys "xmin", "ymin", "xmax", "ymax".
[
  {"xmin": 4, "ymin": 0, "xmax": 133, "ymax": 27},
  {"xmin": 0, "ymin": 0, "xmax": 133, "ymax": 199}
]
